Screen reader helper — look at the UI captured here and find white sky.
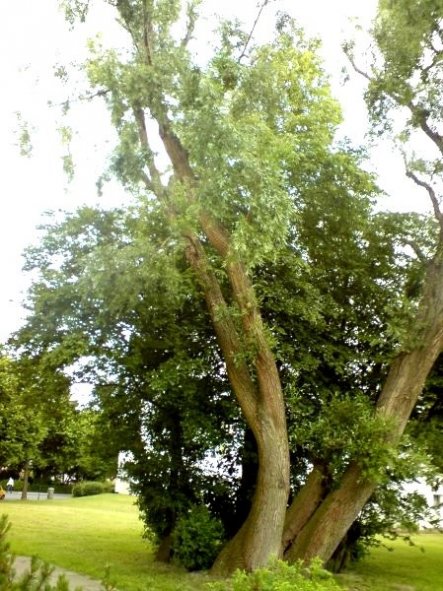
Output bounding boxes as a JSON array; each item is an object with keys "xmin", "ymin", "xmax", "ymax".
[{"xmin": 0, "ymin": 0, "xmax": 431, "ymax": 344}]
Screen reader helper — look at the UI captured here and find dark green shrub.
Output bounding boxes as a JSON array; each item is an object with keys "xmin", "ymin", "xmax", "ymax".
[
  {"xmin": 172, "ymin": 505, "xmax": 224, "ymax": 571},
  {"xmin": 72, "ymin": 481, "xmax": 114, "ymax": 497},
  {"xmin": 207, "ymin": 559, "xmax": 341, "ymax": 591}
]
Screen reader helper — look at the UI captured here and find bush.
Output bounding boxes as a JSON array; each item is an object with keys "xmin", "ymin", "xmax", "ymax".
[
  {"xmin": 72, "ymin": 481, "xmax": 114, "ymax": 497},
  {"xmin": 172, "ymin": 505, "xmax": 225, "ymax": 571},
  {"xmin": 207, "ymin": 559, "xmax": 341, "ymax": 591}
]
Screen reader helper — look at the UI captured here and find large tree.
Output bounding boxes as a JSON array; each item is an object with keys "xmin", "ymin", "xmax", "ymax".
[{"xmin": 17, "ymin": 0, "xmax": 443, "ymax": 574}]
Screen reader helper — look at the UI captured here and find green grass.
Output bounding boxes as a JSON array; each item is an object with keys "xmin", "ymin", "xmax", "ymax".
[
  {"xmin": 2, "ymin": 494, "xmax": 212, "ymax": 591},
  {"xmin": 337, "ymin": 534, "xmax": 443, "ymax": 591},
  {"xmin": 2, "ymin": 495, "xmax": 442, "ymax": 591}
]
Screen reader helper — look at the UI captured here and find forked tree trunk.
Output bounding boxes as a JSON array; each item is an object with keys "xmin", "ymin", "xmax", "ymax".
[
  {"xmin": 185, "ymin": 240, "xmax": 290, "ymax": 574},
  {"xmin": 285, "ymin": 251, "xmax": 443, "ymax": 564}
]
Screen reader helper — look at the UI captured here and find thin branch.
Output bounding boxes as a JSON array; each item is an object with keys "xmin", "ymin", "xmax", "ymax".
[
  {"xmin": 181, "ymin": 1, "xmax": 199, "ymax": 48},
  {"xmin": 142, "ymin": 0, "xmax": 154, "ymax": 65},
  {"xmin": 405, "ymin": 168, "xmax": 443, "ymax": 233},
  {"xmin": 343, "ymin": 44, "xmax": 373, "ymax": 82},
  {"xmin": 421, "ymin": 37, "xmax": 443, "ymax": 77},
  {"xmin": 238, "ymin": 0, "xmax": 275, "ymax": 63},
  {"xmin": 403, "ymin": 239, "xmax": 427, "ymax": 263},
  {"xmin": 81, "ymin": 88, "xmax": 111, "ymax": 101}
]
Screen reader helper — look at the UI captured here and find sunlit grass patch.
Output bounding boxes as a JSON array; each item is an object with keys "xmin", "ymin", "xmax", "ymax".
[
  {"xmin": 3, "ymin": 494, "xmax": 212, "ymax": 591},
  {"xmin": 337, "ymin": 533, "xmax": 443, "ymax": 591}
]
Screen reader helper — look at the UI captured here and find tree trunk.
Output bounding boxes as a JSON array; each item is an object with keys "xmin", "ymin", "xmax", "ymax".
[
  {"xmin": 219, "ymin": 427, "xmax": 259, "ymax": 539},
  {"xmin": 282, "ymin": 464, "xmax": 327, "ymax": 556},
  {"xmin": 285, "ymin": 252, "xmax": 443, "ymax": 565},
  {"xmin": 21, "ymin": 463, "xmax": 30, "ymax": 501},
  {"xmin": 285, "ymin": 462, "xmax": 373, "ymax": 564},
  {"xmin": 155, "ymin": 535, "xmax": 173, "ymax": 563},
  {"xmin": 211, "ymin": 414, "xmax": 289, "ymax": 574}
]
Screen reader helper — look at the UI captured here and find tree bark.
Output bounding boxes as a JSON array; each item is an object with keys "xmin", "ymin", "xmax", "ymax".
[{"xmin": 282, "ymin": 464, "xmax": 327, "ymax": 556}]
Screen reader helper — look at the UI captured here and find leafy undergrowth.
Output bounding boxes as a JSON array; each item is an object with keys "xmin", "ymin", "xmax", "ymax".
[{"xmin": 208, "ymin": 559, "xmax": 341, "ymax": 591}]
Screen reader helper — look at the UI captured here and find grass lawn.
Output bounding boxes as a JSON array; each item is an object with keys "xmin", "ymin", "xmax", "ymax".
[
  {"xmin": 337, "ymin": 534, "xmax": 443, "ymax": 591},
  {"xmin": 2, "ymin": 494, "xmax": 212, "ymax": 591},
  {"xmin": 2, "ymin": 494, "xmax": 442, "ymax": 591}
]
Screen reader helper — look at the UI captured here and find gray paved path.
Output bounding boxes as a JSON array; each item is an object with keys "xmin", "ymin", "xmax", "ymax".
[
  {"xmin": 14, "ymin": 556, "xmax": 105, "ymax": 591},
  {"xmin": 1, "ymin": 491, "xmax": 71, "ymax": 501}
]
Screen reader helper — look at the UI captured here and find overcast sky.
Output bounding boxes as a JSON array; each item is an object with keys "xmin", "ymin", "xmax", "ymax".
[{"xmin": 0, "ymin": 0, "xmax": 430, "ymax": 344}]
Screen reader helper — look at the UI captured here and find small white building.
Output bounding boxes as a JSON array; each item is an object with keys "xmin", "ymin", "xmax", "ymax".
[
  {"xmin": 114, "ymin": 451, "xmax": 133, "ymax": 495},
  {"xmin": 401, "ymin": 477, "xmax": 443, "ymax": 528}
]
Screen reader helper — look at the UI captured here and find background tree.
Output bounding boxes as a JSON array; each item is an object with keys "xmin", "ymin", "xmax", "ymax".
[{"xmin": 0, "ymin": 354, "xmax": 72, "ymax": 497}]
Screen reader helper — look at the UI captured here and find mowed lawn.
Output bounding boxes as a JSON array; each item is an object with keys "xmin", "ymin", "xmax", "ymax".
[
  {"xmin": 2, "ymin": 494, "xmax": 211, "ymax": 591},
  {"xmin": 338, "ymin": 533, "xmax": 443, "ymax": 591},
  {"xmin": 2, "ymin": 494, "xmax": 442, "ymax": 591}
]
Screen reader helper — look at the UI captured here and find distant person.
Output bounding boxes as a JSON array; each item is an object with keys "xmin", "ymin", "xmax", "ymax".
[{"xmin": 6, "ymin": 477, "xmax": 14, "ymax": 494}]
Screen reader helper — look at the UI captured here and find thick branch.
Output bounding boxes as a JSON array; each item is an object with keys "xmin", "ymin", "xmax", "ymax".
[
  {"xmin": 184, "ymin": 235, "xmax": 258, "ymax": 422},
  {"xmin": 282, "ymin": 465, "xmax": 327, "ymax": 555},
  {"xmin": 157, "ymin": 119, "xmax": 196, "ymax": 181},
  {"xmin": 126, "ymin": 1, "xmax": 285, "ymax": 431}
]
